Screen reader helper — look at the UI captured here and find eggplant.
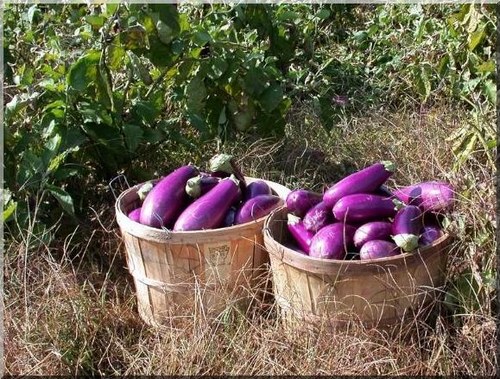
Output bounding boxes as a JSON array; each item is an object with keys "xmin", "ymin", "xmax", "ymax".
[
  {"xmin": 393, "ymin": 181, "xmax": 454, "ymax": 212},
  {"xmin": 373, "ymin": 185, "xmax": 394, "ymax": 198},
  {"xmin": 140, "ymin": 165, "xmax": 199, "ymax": 228},
  {"xmin": 323, "ymin": 161, "xmax": 395, "ymax": 208},
  {"xmin": 360, "ymin": 240, "xmax": 400, "ymax": 260},
  {"xmin": 353, "ymin": 221, "xmax": 393, "ymax": 248},
  {"xmin": 287, "ymin": 214, "xmax": 315, "ymax": 254},
  {"xmin": 285, "ymin": 189, "xmax": 323, "ymax": 218},
  {"xmin": 234, "ymin": 194, "xmax": 283, "ymax": 225},
  {"xmin": 309, "ymin": 223, "xmax": 356, "ymax": 260},
  {"xmin": 419, "ymin": 225, "xmax": 443, "ymax": 246},
  {"xmin": 332, "ymin": 193, "xmax": 397, "ymax": 223},
  {"xmin": 173, "ymin": 176, "xmax": 241, "ymax": 231},
  {"xmin": 303, "ymin": 201, "xmax": 333, "ymax": 233},
  {"xmin": 185, "ymin": 175, "xmax": 220, "ymax": 198},
  {"xmin": 244, "ymin": 180, "xmax": 272, "ymax": 201},
  {"xmin": 392, "ymin": 205, "xmax": 423, "ymax": 252},
  {"xmin": 223, "ymin": 207, "xmax": 237, "ymax": 227},
  {"xmin": 128, "ymin": 207, "xmax": 142, "ymax": 223}
]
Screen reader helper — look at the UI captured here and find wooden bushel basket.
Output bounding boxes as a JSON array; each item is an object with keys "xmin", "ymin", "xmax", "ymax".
[
  {"xmin": 263, "ymin": 207, "xmax": 453, "ymax": 330},
  {"xmin": 115, "ymin": 177, "xmax": 290, "ymax": 326}
]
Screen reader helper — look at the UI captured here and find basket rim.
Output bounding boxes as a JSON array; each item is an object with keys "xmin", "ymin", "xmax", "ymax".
[
  {"xmin": 115, "ymin": 176, "xmax": 291, "ymax": 243},
  {"xmin": 263, "ymin": 205, "xmax": 453, "ymax": 269}
]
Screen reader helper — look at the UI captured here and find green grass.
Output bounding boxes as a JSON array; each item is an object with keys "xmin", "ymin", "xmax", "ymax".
[{"xmin": 4, "ymin": 104, "xmax": 497, "ymax": 375}]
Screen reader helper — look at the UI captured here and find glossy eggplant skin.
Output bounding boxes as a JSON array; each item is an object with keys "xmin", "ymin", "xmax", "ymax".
[
  {"xmin": 173, "ymin": 177, "xmax": 240, "ymax": 231},
  {"xmin": 323, "ymin": 161, "xmax": 395, "ymax": 208},
  {"xmin": 353, "ymin": 221, "xmax": 393, "ymax": 248},
  {"xmin": 332, "ymin": 193, "xmax": 397, "ymax": 223},
  {"xmin": 287, "ymin": 214, "xmax": 314, "ymax": 254},
  {"xmin": 419, "ymin": 225, "xmax": 443, "ymax": 246},
  {"xmin": 392, "ymin": 205, "xmax": 423, "ymax": 252},
  {"xmin": 234, "ymin": 195, "xmax": 283, "ymax": 225},
  {"xmin": 393, "ymin": 181, "xmax": 454, "ymax": 212},
  {"xmin": 360, "ymin": 240, "xmax": 400, "ymax": 260},
  {"xmin": 303, "ymin": 201, "xmax": 332, "ymax": 233},
  {"xmin": 243, "ymin": 180, "xmax": 272, "ymax": 201},
  {"xmin": 309, "ymin": 223, "xmax": 356, "ymax": 260},
  {"xmin": 140, "ymin": 165, "xmax": 199, "ymax": 228},
  {"xmin": 285, "ymin": 189, "xmax": 323, "ymax": 218},
  {"xmin": 128, "ymin": 207, "xmax": 142, "ymax": 223}
]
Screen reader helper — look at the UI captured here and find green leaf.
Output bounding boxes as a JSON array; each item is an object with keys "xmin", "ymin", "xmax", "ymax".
[
  {"xmin": 482, "ymin": 80, "xmax": 496, "ymax": 104},
  {"xmin": 186, "ymin": 75, "xmax": 207, "ymax": 114},
  {"xmin": 104, "ymin": 3, "xmax": 119, "ymax": 16},
  {"xmin": 187, "ymin": 112, "xmax": 208, "ymax": 135},
  {"xmin": 414, "ymin": 66, "xmax": 431, "ymax": 101},
  {"xmin": 277, "ymin": 11, "xmax": 299, "ymax": 22},
  {"xmin": 120, "ymin": 25, "xmax": 148, "ymax": 50},
  {"xmin": 107, "ymin": 43, "xmax": 126, "ymax": 70},
  {"xmin": 131, "ymin": 101, "xmax": 160, "ymax": 126},
  {"xmin": 316, "ymin": 9, "xmax": 331, "ymax": 20},
  {"xmin": 259, "ymin": 83, "xmax": 283, "ymax": 113},
  {"xmin": 193, "ymin": 31, "xmax": 211, "ymax": 47},
  {"xmin": 3, "ymin": 200, "xmax": 17, "ymax": 223},
  {"xmin": 46, "ymin": 184, "xmax": 75, "ymax": 217},
  {"xmin": 208, "ymin": 58, "xmax": 228, "ymax": 80},
  {"xmin": 67, "ymin": 50, "xmax": 100, "ymax": 91},
  {"xmin": 468, "ymin": 24, "xmax": 486, "ymax": 51},
  {"xmin": 244, "ymin": 67, "xmax": 267, "ymax": 96},
  {"xmin": 17, "ymin": 151, "xmax": 43, "ymax": 189},
  {"xmin": 85, "ymin": 15, "xmax": 106, "ymax": 29},
  {"xmin": 453, "ymin": 133, "xmax": 478, "ymax": 168},
  {"xmin": 129, "ymin": 52, "xmax": 153, "ymax": 85},
  {"xmin": 123, "ymin": 124, "xmax": 144, "ymax": 153},
  {"xmin": 157, "ymin": 20, "xmax": 175, "ymax": 45},
  {"xmin": 477, "ymin": 60, "xmax": 495, "ymax": 74}
]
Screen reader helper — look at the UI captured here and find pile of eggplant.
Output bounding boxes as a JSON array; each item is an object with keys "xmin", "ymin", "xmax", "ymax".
[
  {"xmin": 127, "ymin": 154, "xmax": 283, "ymax": 231},
  {"xmin": 285, "ymin": 161, "xmax": 454, "ymax": 260}
]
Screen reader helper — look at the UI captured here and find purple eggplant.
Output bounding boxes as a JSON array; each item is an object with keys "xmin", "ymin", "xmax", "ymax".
[
  {"xmin": 419, "ymin": 225, "xmax": 443, "ymax": 246},
  {"xmin": 332, "ymin": 193, "xmax": 397, "ymax": 223},
  {"xmin": 234, "ymin": 194, "xmax": 283, "ymax": 225},
  {"xmin": 128, "ymin": 207, "xmax": 142, "ymax": 223},
  {"xmin": 309, "ymin": 223, "xmax": 356, "ymax": 260},
  {"xmin": 392, "ymin": 205, "xmax": 423, "ymax": 252},
  {"xmin": 353, "ymin": 221, "xmax": 393, "ymax": 248},
  {"xmin": 303, "ymin": 201, "xmax": 333, "ymax": 233},
  {"xmin": 185, "ymin": 175, "xmax": 221, "ymax": 198},
  {"xmin": 323, "ymin": 161, "xmax": 395, "ymax": 208},
  {"xmin": 285, "ymin": 189, "xmax": 323, "ymax": 218},
  {"xmin": 223, "ymin": 207, "xmax": 237, "ymax": 227},
  {"xmin": 140, "ymin": 165, "xmax": 199, "ymax": 228},
  {"xmin": 173, "ymin": 176, "xmax": 241, "ymax": 231},
  {"xmin": 360, "ymin": 240, "xmax": 400, "ymax": 260},
  {"xmin": 244, "ymin": 180, "xmax": 272, "ymax": 201},
  {"xmin": 393, "ymin": 181, "xmax": 454, "ymax": 212},
  {"xmin": 287, "ymin": 214, "xmax": 315, "ymax": 254},
  {"xmin": 374, "ymin": 185, "xmax": 394, "ymax": 198}
]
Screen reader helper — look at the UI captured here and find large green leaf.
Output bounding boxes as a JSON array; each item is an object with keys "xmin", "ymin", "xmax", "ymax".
[
  {"xmin": 46, "ymin": 184, "xmax": 75, "ymax": 217},
  {"xmin": 123, "ymin": 124, "xmax": 144, "ymax": 153},
  {"xmin": 186, "ymin": 75, "xmax": 207, "ymax": 114},
  {"xmin": 67, "ymin": 50, "xmax": 100, "ymax": 91},
  {"xmin": 120, "ymin": 25, "xmax": 148, "ymax": 50},
  {"xmin": 259, "ymin": 83, "xmax": 283, "ymax": 113},
  {"xmin": 468, "ymin": 23, "xmax": 486, "ymax": 51}
]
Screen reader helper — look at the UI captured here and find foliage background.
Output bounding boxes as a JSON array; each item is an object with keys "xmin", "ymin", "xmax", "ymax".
[{"xmin": 2, "ymin": 3, "xmax": 497, "ymax": 376}]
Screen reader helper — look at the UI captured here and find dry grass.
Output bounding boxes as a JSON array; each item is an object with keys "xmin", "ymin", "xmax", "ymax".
[{"xmin": 4, "ymin": 105, "xmax": 497, "ymax": 375}]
